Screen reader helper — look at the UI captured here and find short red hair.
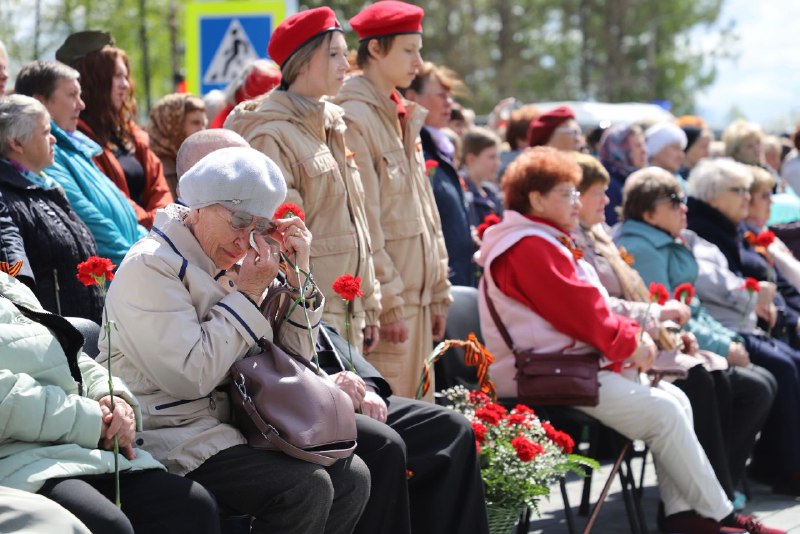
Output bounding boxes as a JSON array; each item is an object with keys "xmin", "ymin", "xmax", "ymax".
[{"xmin": 502, "ymin": 147, "xmax": 581, "ymax": 214}]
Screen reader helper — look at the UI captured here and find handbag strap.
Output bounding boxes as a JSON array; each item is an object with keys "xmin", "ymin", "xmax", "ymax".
[
  {"xmin": 481, "ymin": 279, "xmax": 518, "ymax": 354},
  {"xmin": 237, "ymin": 386, "xmax": 356, "ymax": 466}
]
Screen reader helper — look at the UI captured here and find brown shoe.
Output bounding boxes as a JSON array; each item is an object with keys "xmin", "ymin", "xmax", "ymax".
[{"xmin": 663, "ymin": 512, "xmax": 746, "ymax": 534}]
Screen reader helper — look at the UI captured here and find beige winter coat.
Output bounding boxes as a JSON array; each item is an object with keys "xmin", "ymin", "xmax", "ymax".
[
  {"xmin": 98, "ymin": 205, "xmax": 323, "ymax": 475},
  {"xmin": 225, "ymin": 92, "xmax": 381, "ymax": 331},
  {"xmin": 333, "ymin": 76, "xmax": 451, "ymax": 325}
]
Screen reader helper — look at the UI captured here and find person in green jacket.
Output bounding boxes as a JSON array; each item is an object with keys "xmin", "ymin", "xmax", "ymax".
[{"xmin": 0, "ymin": 271, "xmax": 219, "ymax": 533}]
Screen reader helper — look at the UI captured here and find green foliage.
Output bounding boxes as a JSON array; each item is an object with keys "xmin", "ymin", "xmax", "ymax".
[
  {"xmin": 0, "ymin": 0, "xmax": 180, "ymax": 114},
  {"xmin": 0, "ymin": 0, "xmax": 735, "ymax": 117},
  {"xmin": 306, "ymin": 0, "xmax": 736, "ymax": 115}
]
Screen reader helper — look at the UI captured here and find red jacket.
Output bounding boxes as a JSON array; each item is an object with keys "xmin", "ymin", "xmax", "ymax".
[{"xmin": 77, "ymin": 119, "xmax": 173, "ymax": 229}]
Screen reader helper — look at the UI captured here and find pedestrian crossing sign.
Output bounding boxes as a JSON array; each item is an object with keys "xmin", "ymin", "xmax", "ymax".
[{"xmin": 185, "ymin": 1, "xmax": 293, "ymax": 96}]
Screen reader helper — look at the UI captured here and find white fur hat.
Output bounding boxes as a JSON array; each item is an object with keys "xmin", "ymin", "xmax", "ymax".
[
  {"xmin": 645, "ymin": 123, "xmax": 688, "ymax": 157},
  {"xmin": 179, "ymin": 146, "xmax": 287, "ymax": 219}
]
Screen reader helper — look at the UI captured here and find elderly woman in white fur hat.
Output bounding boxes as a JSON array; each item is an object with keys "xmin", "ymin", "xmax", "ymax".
[
  {"xmin": 98, "ymin": 146, "xmax": 371, "ymax": 533},
  {"xmin": 646, "ymin": 122, "xmax": 689, "ymax": 186}
]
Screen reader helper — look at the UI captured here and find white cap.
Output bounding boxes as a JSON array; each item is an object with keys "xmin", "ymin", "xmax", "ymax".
[
  {"xmin": 179, "ymin": 146, "xmax": 287, "ymax": 219},
  {"xmin": 645, "ymin": 123, "xmax": 688, "ymax": 157}
]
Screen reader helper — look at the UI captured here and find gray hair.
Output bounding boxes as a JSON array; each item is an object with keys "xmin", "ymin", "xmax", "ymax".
[
  {"xmin": 0, "ymin": 95, "xmax": 49, "ymax": 156},
  {"xmin": 687, "ymin": 157, "xmax": 753, "ymax": 202}
]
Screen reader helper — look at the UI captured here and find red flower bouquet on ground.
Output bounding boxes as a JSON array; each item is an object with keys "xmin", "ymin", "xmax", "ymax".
[{"xmin": 443, "ymin": 386, "xmax": 597, "ymax": 530}]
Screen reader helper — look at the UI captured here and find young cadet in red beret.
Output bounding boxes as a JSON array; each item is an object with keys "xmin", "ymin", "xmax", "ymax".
[
  {"xmin": 333, "ymin": 0, "xmax": 453, "ymax": 405},
  {"xmin": 527, "ymin": 104, "xmax": 585, "ymax": 151},
  {"xmin": 228, "ymin": 7, "xmax": 489, "ymax": 534}
]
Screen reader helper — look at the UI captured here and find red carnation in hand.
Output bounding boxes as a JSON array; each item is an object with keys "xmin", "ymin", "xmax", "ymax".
[
  {"xmin": 648, "ymin": 282, "xmax": 669, "ymax": 305},
  {"xmin": 477, "ymin": 213, "xmax": 502, "ymax": 240},
  {"xmin": 741, "ymin": 277, "xmax": 760, "ymax": 293},
  {"xmin": 673, "ymin": 283, "xmax": 695, "ymax": 305},
  {"xmin": 757, "ymin": 231, "xmax": 775, "ymax": 248},
  {"xmin": 472, "ymin": 422, "xmax": 488, "ymax": 444},
  {"xmin": 76, "ymin": 256, "xmax": 116, "ymax": 287},
  {"xmin": 425, "ymin": 159, "xmax": 439, "ymax": 178},
  {"xmin": 332, "ymin": 274, "xmax": 363, "ymax": 301},
  {"xmin": 511, "ymin": 435, "xmax": 544, "ymax": 462},
  {"xmin": 274, "ymin": 202, "xmax": 305, "ymax": 221}
]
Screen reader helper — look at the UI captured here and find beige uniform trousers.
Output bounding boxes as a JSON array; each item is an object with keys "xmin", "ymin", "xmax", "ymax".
[
  {"xmin": 576, "ymin": 371, "xmax": 732, "ymax": 520},
  {"xmin": 365, "ymin": 305, "xmax": 433, "ymax": 402}
]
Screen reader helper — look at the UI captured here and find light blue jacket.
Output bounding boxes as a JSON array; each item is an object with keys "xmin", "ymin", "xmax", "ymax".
[
  {"xmin": 615, "ymin": 218, "xmax": 741, "ymax": 357},
  {"xmin": 0, "ymin": 272, "xmax": 162, "ymax": 492},
  {"xmin": 45, "ymin": 123, "xmax": 146, "ymax": 266}
]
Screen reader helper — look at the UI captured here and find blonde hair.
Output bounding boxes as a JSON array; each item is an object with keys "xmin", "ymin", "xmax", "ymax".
[
  {"xmin": 747, "ymin": 164, "xmax": 776, "ymax": 193},
  {"xmin": 723, "ymin": 119, "xmax": 763, "ymax": 163}
]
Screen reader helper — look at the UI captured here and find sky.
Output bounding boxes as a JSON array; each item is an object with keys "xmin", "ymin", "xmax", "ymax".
[{"xmin": 694, "ymin": 0, "xmax": 800, "ymax": 132}]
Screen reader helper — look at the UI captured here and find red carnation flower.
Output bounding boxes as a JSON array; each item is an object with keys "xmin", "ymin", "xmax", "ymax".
[
  {"xmin": 475, "ymin": 440, "xmax": 481, "ymax": 455},
  {"xmin": 332, "ymin": 274, "xmax": 363, "ymax": 301},
  {"xmin": 274, "ymin": 202, "xmax": 305, "ymax": 221},
  {"xmin": 757, "ymin": 231, "xmax": 775, "ymax": 248},
  {"xmin": 477, "ymin": 213, "xmax": 502, "ymax": 240},
  {"xmin": 511, "ymin": 435, "xmax": 544, "ymax": 462},
  {"xmin": 475, "ymin": 406, "xmax": 502, "ymax": 426},
  {"xmin": 469, "ymin": 390, "xmax": 490, "ymax": 405},
  {"xmin": 741, "ymin": 277, "xmax": 760, "ymax": 293},
  {"xmin": 506, "ymin": 413, "xmax": 530, "ymax": 427},
  {"xmin": 673, "ymin": 283, "xmax": 695, "ymax": 305},
  {"xmin": 648, "ymin": 282, "xmax": 669, "ymax": 305},
  {"xmin": 472, "ymin": 422, "xmax": 488, "ymax": 443},
  {"xmin": 513, "ymin": 404, "xmax": 534, "ymax": 416},
  {"xmin": 425, "ymin": 159, "xmax": 439, "ymax": 178},
  {"xmin": 76, "ymin": 256, "xmax": 116, "ymax": 287}
]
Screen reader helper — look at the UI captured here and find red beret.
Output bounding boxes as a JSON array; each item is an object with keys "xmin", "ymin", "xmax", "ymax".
[
  {"xmin": 268, "ymin": 7, "xmax": 342, "ymax": 67},
  {"xmin": 235, "ymin": 60, "xmax": 282, "ymax": 103},
  {"xmin": 526, "ymin": 105, "xmax": 576, "ymax": 147},
  {"xmin": 350, "ymin": 1, "xmax": 424, "ymax": 41}
]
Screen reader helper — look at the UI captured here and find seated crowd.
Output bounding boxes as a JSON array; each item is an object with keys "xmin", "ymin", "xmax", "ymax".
[{"xmin": 1, "ymin": 2, "xmax": 799, "ymax": 533}]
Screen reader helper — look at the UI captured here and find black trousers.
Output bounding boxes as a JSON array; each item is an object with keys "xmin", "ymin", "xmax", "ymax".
[
  {"xmin": 38, "ymin": 469, "xmax": 219, "ymax": 534},
  {"xmin": 673, "ymin": 364, "xmax": 775, "ymax": 499},
  {"xmin": 742, "ymin": 334, "xmax": 800, "ymax": 478},
  {"xmin": 354, "ymin": 396, "xmax": 489, "ymax": 534},
  {"xmin": 186, "ymin": 445, "xmax": 370, "ymax": 534}
]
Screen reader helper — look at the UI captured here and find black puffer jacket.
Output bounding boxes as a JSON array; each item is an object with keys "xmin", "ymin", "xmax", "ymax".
[{"xmin": 0, "ymin": 159, "xmax": 102, "ymax": 322}]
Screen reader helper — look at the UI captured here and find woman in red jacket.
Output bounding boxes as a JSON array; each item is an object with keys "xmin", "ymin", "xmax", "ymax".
[
  {"xmin": 56, "ymin": 31, "xmax": 173, "ymax": 228},
  {"xmin": 476, "ymin": 147, "xmax": 777, "ymax": 534}
]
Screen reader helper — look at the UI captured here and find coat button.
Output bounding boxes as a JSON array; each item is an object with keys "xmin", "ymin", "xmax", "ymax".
[
  {"xmin": 136, "ymin": 438, "xmax": 144, "ymax": 446},
  {"xmin": 555, "ymin": 368, "xmax": 561, "ymax": 374}
]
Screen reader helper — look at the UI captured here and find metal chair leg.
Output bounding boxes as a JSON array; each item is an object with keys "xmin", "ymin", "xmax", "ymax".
[
  {"xmin": 560, "ymin": 477, "xmax": 577, "ymax": 534},
  {"xmin": 582, "ymin": 440, "xmax": 630, "ymax": 534}
]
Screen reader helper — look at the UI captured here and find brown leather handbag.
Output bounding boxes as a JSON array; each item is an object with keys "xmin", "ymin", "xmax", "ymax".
[
  {"xmin": 228, "ymin": 285, "xmax": 357, "ymax": 466},
  {"xmin": 483, "ymin": 281, "xmax": 600, "ymax": 407}
]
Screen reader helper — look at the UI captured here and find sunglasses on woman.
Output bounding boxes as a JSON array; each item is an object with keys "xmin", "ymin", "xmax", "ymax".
[{"xmin": 655, "ymin": 193, "xmax": 687, "ymax": 209}]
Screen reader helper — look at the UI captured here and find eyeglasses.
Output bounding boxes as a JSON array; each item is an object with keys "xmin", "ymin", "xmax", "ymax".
[
  {"xmin": 654, "ymin": 193, "xmax": 686, "ymax": 209},
  {"xmin": 728, "ymin": 186, "xmax": 749, "ymax": 196},
  {"xmin": 552, "ymin": 187, "xmax": 581, "ymax": 205},
  {"xmin": 554, "ymin": 126, "xmax": 582, "ymax": 138},
  {"xmin": 222, "ymin": 207, "xmax": 277, "ymax": 235},
  {"xmin": 755, "ymin": 191, "xmax": 772, "ymax": 201}
]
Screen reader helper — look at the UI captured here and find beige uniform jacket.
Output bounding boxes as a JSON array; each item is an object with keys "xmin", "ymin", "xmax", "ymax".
[
  {"xmin": 226, "ymin": 92, "xmax": 381, "ymax": 335},
  {"xmin": 333, "ymin": 76, "xmax": 451, "ymax": 325},
  {"xmin": 98, "ymin": 205, "xmax": 323, "ymax": 475}
]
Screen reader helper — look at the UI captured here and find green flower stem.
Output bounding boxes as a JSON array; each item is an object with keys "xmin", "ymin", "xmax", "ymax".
[
  {"xmin": 342, "ymin": 300, "xmax": 362, "ymax": 414},
  {"xmin": 98, "ymin": 280, "xmax": 120, "ymax": 509},
  {"xmin": 281, "ymin": 252, "xmax": 320, "ymax": 373}
]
